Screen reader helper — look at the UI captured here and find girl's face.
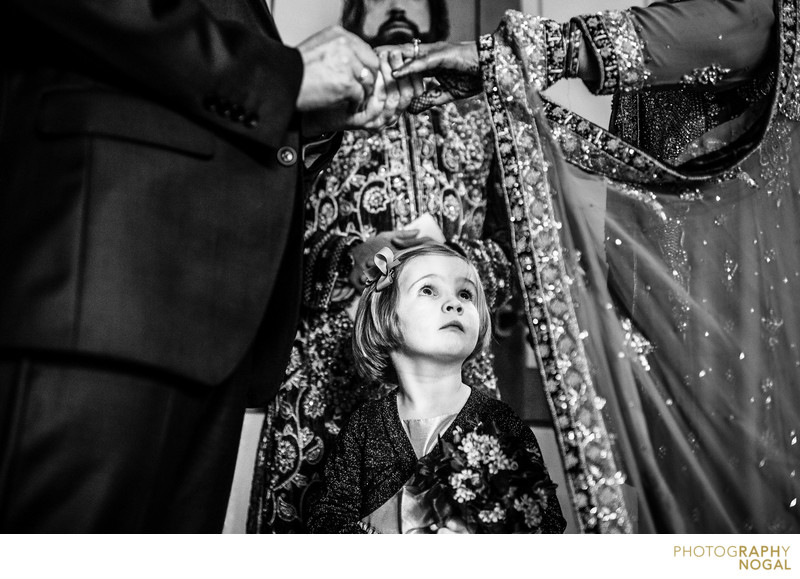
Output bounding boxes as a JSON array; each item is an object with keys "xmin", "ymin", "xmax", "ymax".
[{"xmin": 393, "ymin": 254, "xmax": 480, "ymax": 364}]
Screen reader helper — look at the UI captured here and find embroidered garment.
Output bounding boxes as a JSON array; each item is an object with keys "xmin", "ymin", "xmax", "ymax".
[
  {"xmin": 247, "ymin": 98, "xmax": 514, "ymax": 533},
  {"xmin": 307, "ymin": 388, "xmax": 567, "ymax": 534},
  {"xmin": 481, "ymin": 0, "xmax": 800, "ymax": 532}
]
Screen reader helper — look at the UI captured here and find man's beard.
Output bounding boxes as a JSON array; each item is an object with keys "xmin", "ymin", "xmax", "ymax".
[{"xmin": 364, "ymin": 10, "xmax": 434, "ymax": 47}]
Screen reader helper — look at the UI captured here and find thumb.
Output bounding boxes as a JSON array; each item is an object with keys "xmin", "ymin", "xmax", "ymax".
[{"xmin": 394, "ymin": 229, "xmax": 420, "ymax": 238}]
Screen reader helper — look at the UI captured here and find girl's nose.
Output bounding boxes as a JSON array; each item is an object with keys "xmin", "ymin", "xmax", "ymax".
[{"xmin": 444, "ymin": 299, "xmax": 463, "ymax": 314}]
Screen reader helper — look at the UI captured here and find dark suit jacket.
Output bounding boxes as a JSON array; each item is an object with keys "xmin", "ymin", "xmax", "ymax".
[{"xmin": 0, "ymin": 0, "xmax": 316, "ymax": 400}]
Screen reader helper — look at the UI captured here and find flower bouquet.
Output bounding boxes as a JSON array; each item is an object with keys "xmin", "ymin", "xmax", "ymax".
[{"xmin": 406, "ymin": 421, "xmax": 556, "ymax": 533}]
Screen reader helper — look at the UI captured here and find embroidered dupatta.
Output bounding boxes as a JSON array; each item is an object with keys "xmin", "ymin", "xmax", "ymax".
[{"xmin": 482, "ymin": 1, "xmax": 800, "ymax": 532}]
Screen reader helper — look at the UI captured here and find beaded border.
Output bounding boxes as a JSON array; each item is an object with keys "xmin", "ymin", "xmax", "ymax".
[
  {"xmin": 778, "ymin": 0, "xmax": 800, "ymax": 121},
  {"xmin": 572, "ymin": 10, "xmax": 649, "ymax": 95},
  {"xmin": 480, "ymin": 32, "xmax": 632, "ymax": 534}
]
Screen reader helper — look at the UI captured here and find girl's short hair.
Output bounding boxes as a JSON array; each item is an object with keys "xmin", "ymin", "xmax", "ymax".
[{"xmin": 352, "ymin": 243, "xmax": 492, "ymax": 384}]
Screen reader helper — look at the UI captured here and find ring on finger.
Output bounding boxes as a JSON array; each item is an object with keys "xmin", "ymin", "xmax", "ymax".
[{"xmin": 413, "ymin": 38, "xmax": 420, "ymax": 60}]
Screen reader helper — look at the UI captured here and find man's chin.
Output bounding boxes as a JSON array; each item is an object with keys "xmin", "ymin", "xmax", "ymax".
[
  {"xmin": 370, "ymin": 29, "xmax": 414, "ymax": 47},
  {"xmin": 369, "ymin": 26, "xmax": 433, "ymax": 47}
]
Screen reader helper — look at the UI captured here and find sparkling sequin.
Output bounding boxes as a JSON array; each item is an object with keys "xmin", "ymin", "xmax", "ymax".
[
  {"xmin": 485, "ymin": 33, "xmax": 631, "ymax": 534},
  {"xmin": 573, "ymin": 10, "xmax": 650, "ymax": 94},
  {"xmin": 251, "ymin": 96, "xmax": 511, "ymax": 533},
  {"xmin": 680, "ymin": 63, "xmax": 732, "ymax": 86}
]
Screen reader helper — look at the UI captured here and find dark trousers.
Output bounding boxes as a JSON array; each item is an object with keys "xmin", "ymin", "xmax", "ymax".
[{"xmin": 0, "ymin": 354, "xmax": 250, "ymax": 532}]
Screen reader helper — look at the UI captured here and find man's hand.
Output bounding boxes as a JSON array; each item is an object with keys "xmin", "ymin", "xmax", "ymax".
[
  {"xmin": 296, "ymin": 26, "xmax": 380, "ymax": 112},
  {"xmin": 304, "ymin": 49, "xmax": 426, "ymax": 135}
]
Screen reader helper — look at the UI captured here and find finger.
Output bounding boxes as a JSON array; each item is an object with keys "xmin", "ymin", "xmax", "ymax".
[
  {"xmin": 395, "ymin": 42, "xmax": 479, "ymax": 79},
  {"xmin": 407, "ymin": 80, "xmax": 457, "ymax": 113},
  {"xmin": 393, "ymin": 43, "xmax": 450, "ymax": 77},
  {"xmin": 346, "ymin": 69, "xmax": 388, "ymax": 126},
  {"xmin": 374, "ymin": 44, "xmax": 395, "ymax": 57},
  {"xmin": 348, "ymin": 267, "xmax": 364, "ymax": 290},
  {"xmin": 388, "ymin": 50, "xmax": 415, "ymax": 112},
  {"xmin": 393, "ymin": 229, "xmax": 420, "ymax": 239},
  {"xmin": 354, "ymin": 271, "xmax": 369, "ymax": 290},
  {"xmin": 411, "ymin": 72, "xmax": 425, "ymax": 99},
  {"xmin": 393, "ymin": 41, "xmax": 444, "ymax": 62},
  {"xmin": 351, "ymin": 61, "xmax": 376, "ymax": 100},
  {"xmin": 394, "ymin": 236, "xmax": 431, "ymax": 249},
  {"xmin": 379, "ymin": 52, "xmax": 401, "ymax": 115},
  {"xmin": 395, "ymin": 235, "xmax": 436, "ymax": 248},
  {"xmin": 345, "ymin": 31, "xmax": 381, "ymax": 73},
  {"xmin": 394, "ymin": 53, "xmax": 447, "ymax": 78}
]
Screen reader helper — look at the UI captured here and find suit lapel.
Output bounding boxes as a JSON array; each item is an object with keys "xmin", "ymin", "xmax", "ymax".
[
  {"xmin": 199, "ymin": 0, "xmax": 282, "ymax": 40},
  {"xmin": 246, "ymin": 0, "xmax": 281, "ymax": 40}
]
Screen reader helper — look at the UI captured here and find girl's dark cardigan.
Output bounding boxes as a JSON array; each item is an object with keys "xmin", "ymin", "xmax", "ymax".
[{"xmin": 308, "ymin": 387, "xmax": 567, "ymax": 533}]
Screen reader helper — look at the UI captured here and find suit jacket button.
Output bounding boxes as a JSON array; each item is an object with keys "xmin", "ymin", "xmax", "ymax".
[
  {"xmin": 278, "ymin": 146, "xmax": 297, "ymax": 167},
  {"xmin": 203, "ymin": 95, "xmax": 219, "ymax": 113},
  {"xmin": 244, "ymin": 113, "xmax": 260, "ymax": 128},
  {"xmin": 231, "ymin": 104, "xmax": 246, "ymax": 122}
]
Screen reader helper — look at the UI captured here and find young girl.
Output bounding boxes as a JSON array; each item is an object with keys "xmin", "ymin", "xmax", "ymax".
[{"xmin": 308, "ymin": 244, "xmax": 566, "ymax": 533}]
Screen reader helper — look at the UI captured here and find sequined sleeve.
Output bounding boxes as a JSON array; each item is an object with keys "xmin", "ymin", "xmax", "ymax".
[
  {"xmin": 306, "ymin": 406, "xmax": 368, "ymax": 533},
  {"xmin": 572, "ymin": 0, "xmax": 774, "ymax": 94}
]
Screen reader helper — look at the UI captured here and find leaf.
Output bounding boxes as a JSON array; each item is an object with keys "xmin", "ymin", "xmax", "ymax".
[
  {"xmin": 276, "ymin": 496, "xmax": 298, "ymax": 522},
  {"xmin": 304, "ymin": 439, "xmax": 324, "ymax": 464},
  {"xmin": 278, "ymin": 401, "xmax": 294, "ymax": 419}
]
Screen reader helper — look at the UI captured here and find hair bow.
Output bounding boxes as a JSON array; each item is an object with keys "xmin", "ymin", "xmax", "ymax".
[{"xmin": 365, "ymin": 247, "xmax": 399, "ymax": 292}]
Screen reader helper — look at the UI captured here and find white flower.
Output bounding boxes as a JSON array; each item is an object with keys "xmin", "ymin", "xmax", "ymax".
[
  {"xmin": 514, "ymin": 494, "xmax": 543, "ymax": 528},
  {"xmin": 458, "ymin": 432, "xmax": 516, "ymax": 474},
  {"xmin": 478, "ymin": 503, "xmax": 507, "ymax": 524},
  {"xmin": 449, "ymin": 469, "xmax": 480, "ymax": 503}
]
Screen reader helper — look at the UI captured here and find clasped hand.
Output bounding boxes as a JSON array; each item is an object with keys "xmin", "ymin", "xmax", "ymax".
[{"xmin": 297, "ymin": 26, "xmax": 425, "ymax": 135}]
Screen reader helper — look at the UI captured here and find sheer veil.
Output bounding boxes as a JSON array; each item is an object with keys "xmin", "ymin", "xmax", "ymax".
[{"xmin": 481, "ymin": 2, "xmax": 800, "ymax": 532}]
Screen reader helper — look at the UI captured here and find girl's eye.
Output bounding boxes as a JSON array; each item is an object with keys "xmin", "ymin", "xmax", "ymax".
[
  {"xmin": 459, "ymin": 289, "xmax": 474, "ymax": 301},
  {"xmin": 419, "ymin": 285, "xmax": 434, "ymax": 296}
]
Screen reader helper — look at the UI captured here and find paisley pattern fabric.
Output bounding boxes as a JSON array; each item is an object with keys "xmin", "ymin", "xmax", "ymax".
[{"xmin": 247, "ymin": 98, "xmax": 514, "ymax": 533}]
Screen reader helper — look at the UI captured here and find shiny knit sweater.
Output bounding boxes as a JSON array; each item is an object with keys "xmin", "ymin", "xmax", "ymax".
[{"xmin": 307, "ymin": 387, "xmax": 567, "ymax": 534}]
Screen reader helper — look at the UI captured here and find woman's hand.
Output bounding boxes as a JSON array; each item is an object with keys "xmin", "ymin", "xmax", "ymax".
[
  {"xmin": 394, "ymin": 41, "xmax": 480, "ymax": 78},
  {"xmin": 392, "ymin": 42, "xmax": 482, "ymax": 112}
]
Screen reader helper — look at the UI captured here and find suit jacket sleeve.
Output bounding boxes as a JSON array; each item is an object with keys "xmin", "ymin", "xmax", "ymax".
[{"xmin": 11, "ymin": 0, "xmax": 303, "ymax": 149}]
